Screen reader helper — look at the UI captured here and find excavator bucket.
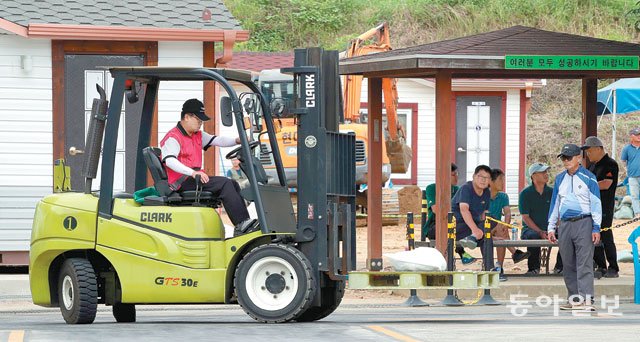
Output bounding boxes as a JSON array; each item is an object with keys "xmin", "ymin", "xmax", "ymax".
[{"xmin": 386, "ymin": 139, "xmax": 412, "ymax": 174}]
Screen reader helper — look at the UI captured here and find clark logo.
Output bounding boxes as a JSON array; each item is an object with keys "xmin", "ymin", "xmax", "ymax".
[
  {"xmin": 154, "ymin": 277, "xmax": 198, "ymax": 287},
  {"xmin": 141, "ymin": 212, "xmax": 172, "ymax": 223},
  {"xmin": 305, "ymin": 74, "xmax": 315, "ymax": 108}
]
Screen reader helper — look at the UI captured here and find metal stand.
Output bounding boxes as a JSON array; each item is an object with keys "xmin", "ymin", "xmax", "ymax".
[
  {"xmin": 420, "ymin": 190, "xmax": 427, "ymax": 241},
  {"xmin": 477, "ymin": 218, "xmax": 501, "ymax": 306},
  {"xmin": 442, "ymin": 213, "xmax": 463, "ymax": 306},
  {"xmin": 402, "ymin": 213, "xmax": 428, "ymax": 307}
]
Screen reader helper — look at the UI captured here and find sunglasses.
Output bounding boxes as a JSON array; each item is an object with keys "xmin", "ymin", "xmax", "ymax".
[{"xmin": 559, "ymin": 155, "xmax": 575, "ymax": 161}]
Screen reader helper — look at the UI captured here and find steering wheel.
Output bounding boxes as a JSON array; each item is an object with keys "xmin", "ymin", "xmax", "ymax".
[{"xmin": 225, "ymin": 140, "xmax": 261, "ymax": 160}]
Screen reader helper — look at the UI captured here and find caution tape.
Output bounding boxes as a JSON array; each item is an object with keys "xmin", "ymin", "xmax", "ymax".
[
  {"xmin": 455, "ymin": 289, "xmax": 484, "ymax": 305},
  {"xmin": 600, "ymin": 216, "xmax": 640, "ymax": 232},
  {"xmin": 485, "ymin": 216, "xmax": 523, "ymax": 230},
  {"xmin": 486, "ymin": 215, "xmax": 640, "ymax": 233},
  {"xmin": 355, "ymin": 213, "xmax": 408, "ymax": 219}
]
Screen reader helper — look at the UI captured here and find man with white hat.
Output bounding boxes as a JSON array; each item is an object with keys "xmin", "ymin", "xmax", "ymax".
[
  {"xmin": 519, "ymin": 162, "xmax": 553, "ymax": 276},
  {"xmin": 582, "ymin": 136, "xmax": 619, "ymax": 278}
]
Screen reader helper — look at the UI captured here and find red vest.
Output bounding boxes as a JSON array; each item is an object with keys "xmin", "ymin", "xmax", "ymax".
[{"xmin": 160, "ymin": 124, "xmax": 202, "ymax": 189}]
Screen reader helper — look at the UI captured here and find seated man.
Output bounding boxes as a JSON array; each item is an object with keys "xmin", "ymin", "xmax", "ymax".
[
  {"xmin": 455, "ymin": 165, "xmax": 492, "ymax": 257},
  {"xmin": 424, "ymin": 163, "xmax": 475, "ymax": 264},
  {"xmin": 160, "ymin": 98, "xmax": 257, "ymax": 236},
  {"xmin": 488, "ymin": 168, "xmax": 529, "ymax": 281},
  {"xmin": 519, "ymin": 162, "xmax": 555, "ymax": 276}
]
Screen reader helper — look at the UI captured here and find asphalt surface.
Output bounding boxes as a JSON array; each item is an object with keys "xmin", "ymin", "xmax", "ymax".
[{"xmin": 1, "ymin": 301, "xmax": 639, "ymax": 342}]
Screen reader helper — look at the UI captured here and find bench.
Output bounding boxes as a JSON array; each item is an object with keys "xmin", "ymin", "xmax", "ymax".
[
  {"xmin": 416, "ymin": 239, "xmax": 558, "ymax": 275},
  {"xmin": 492, "ymin": 239, "xmax": 557, "ymax": 275}
]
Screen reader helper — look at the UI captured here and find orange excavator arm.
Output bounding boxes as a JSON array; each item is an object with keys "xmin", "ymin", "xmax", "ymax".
[{"xmin": 342, "ymin": 22, "xmax": 411, "ymax": 173}]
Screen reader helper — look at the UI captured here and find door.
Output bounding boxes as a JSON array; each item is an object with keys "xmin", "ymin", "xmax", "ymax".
[
  {"xmin": 455, "ymin": 96, "xmax": 502, "ymax": 183},
  {"xmin": 64, "ymin": 55, "xmax": 144, "ymax": 193}
]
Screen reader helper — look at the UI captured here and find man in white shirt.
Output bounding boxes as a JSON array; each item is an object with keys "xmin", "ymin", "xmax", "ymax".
[{"xmin": 160, "ymin": 99, "xmax": 256, "ymax": 236}]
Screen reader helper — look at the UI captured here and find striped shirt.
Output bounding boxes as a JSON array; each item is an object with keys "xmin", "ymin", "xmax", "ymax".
[{"xmin": 548, "ymin": 165, "xmax": 602, "ymax": 233}]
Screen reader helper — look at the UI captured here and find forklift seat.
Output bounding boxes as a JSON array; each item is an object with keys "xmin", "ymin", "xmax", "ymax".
[{"xmin": 141, "ymin": 147, "xmax": 215, "ymax": 206}]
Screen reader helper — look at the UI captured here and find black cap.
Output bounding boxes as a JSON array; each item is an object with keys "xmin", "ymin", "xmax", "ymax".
[
  {"xmin": 181, "ymin": 98, "xmax": 210, "ymax": 121},
  {"xmin": 557, "ymin": 143, "xmax": 581, "ymax": 158}
]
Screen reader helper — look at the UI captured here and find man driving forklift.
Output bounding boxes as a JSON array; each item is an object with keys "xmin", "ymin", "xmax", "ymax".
[{"xmin": 160, "ymin": 98, "xmax": 257, "ymax": 236}]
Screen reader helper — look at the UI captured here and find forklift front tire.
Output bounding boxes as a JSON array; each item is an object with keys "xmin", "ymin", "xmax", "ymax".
[
  {"xmin": 235, "ymin": 244, "xmax": 315, "ymax": 323},
  {"xmin": 58, "ymin": 258, "xmax": 98, "ymax": 324},
  {"xmin": 113, "ymin": 303, "xmax": 136, "ymax": 323}
]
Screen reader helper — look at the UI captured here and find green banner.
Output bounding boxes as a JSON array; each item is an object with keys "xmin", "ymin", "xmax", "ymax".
[{"xmin": 505, "ymin": 55, "xmax": 639, "ymax": 70}]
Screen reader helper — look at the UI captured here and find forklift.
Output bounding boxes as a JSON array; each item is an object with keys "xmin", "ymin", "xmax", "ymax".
[{"xmin": 29, "ymin": 47, "xmax": 355, "ymax": 324}]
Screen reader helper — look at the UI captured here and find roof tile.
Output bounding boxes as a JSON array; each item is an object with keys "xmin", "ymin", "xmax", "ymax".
[
  {"xmin": 0, "ymin": 0, "xmax": 242, "ymax": 30},
  {"xmin": 348, "ymin": 26, "xmax": 640, "ymax": 61}
]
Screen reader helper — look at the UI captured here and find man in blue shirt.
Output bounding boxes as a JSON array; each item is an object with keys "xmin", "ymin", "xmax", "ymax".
[
  {"xmin": 620, "ymin": 128, "xmax": 640, "ymax": 217},
  {"xmin": 548, "ymin": 143, "xmax": 602, "ymax": 311},
  {"xmin": 454, "ymin": 165, "xmax": 491, "ymax": 254}
]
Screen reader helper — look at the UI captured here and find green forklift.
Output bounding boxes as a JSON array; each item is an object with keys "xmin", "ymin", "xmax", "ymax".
[{"xmin": 30, "ymin": 48, "xmax": 355, "ymax": 324}]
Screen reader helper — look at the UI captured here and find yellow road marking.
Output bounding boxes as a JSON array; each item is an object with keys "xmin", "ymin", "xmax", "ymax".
[
  {"xmin": 8, "ymin": 330, "xmax": 24, "ymax": 342},
  {"xmin": 367, "ymin": 325, "xmax": 419, "ymax": 342}
]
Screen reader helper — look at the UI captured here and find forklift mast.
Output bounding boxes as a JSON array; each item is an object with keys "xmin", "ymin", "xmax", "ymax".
[{"xmin": 283, "ymin": 48, "xmax": 356, "ymax": 290}]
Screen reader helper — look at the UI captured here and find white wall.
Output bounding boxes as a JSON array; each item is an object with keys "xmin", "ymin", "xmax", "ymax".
[
  {"xmin": 361, "ymin": 78, "xmax": 523, "ymax": 205},
  {"xmin": 157, "ymin": 42, "xmax": 203, "ymax": 141},
  {"xmin": 0, "ymin": 36, "xmax": 52, "ymax": 251},
  {"xmin": 360, "ymin": 78, "xmax": 436, "ymax": 186},
  {"xmin": 505, "ymin": 90, "xmax": 521, "ymax": 205},
  {"xmin": 216, "ymin": 82, "xmax": 253, "ymax": 177}
]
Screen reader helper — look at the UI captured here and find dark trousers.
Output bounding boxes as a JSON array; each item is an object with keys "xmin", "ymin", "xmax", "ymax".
[
  {"xmin": 427, "ymin": 221, "xmax": 484, "ymax": 260},
  {"xmin": 594, "ymin": 229, "xmax": 619, "ymax": 272},
  {"xmin": 180, "ymin": 176, "xmax": 249, "ymax": 226},
  {"xmin": 522, "ymin": 229, "xmax": 563, "ymax": 272},
  {"xmin": 521, "ymin": 229, "xmax": 542, "ymax": 272}
]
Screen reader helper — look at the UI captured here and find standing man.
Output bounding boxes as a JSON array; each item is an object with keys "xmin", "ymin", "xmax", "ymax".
[
  {"xmin": 454, "ymin": 165, "xmax": 492, "ymax": 254},
  {"xmin": 582, "ymin": 136, "xmax": 620, "ymax": 278},
  {"xmin": 621, "ymin": 128, "xmax": 640, "ymax": 217},
  {"xmin": 519, "ymin": 163, "xmax": 554, "ymax": 276},
  {"xmin": 161, "ymin": 98, "xmax": 257, "ymax": 236},
  {"xmin": 548, "ymin": 144, "xmax": 601, "ymax": 311}
]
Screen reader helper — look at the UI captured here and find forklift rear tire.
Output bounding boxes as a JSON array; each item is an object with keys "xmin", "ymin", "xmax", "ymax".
[
  {"xmin": 295, "ymin": 278, "xmax": 345, "ymax": 322},
  {"xmin": 235, "ymin": 244, "xmax": 315, "ymax": 323},
  {"xmin": 58, "ymin": 258, "xmax": 98, "ymax": 324},
  {"xmin": 113, "ymin": 303, "xmax": 136, "ymax": 323}
]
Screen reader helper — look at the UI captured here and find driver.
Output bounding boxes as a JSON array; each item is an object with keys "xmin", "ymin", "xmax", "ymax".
[{"xmin": 160, "ymin": 98, "xmax": 258, "ymax": 236}]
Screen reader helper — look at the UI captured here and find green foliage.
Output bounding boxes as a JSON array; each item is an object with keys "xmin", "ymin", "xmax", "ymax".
[
  {"xmin": 225, "ymin": 0, "xmax": 357, "ymax": 51},
  {"xmin": 224, "ymin": 0, "xmax": 640, "ymax": 180},
  {"xmin": 225, "ymin": 0, "xmax": 637, "ymax": 51}
]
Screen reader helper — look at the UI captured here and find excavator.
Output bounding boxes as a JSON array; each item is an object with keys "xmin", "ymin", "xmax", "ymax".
[
  {"xmin": 342, "ymin": 21, "xmax": 412, "ymax": 174},
  {"xmin": 258, "ymin": 22, "xmax": 412, "ymax": 193}
]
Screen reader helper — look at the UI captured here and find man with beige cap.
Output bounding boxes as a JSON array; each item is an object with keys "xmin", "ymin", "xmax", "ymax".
[{"xmin": 519, "ymin": 162, "xmax": 553, "ymax": 276}]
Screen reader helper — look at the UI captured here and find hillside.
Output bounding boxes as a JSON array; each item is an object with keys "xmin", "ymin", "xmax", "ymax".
[{"xmin": 225, "ymin": 0, "xmax": 640, "ymax": 179}]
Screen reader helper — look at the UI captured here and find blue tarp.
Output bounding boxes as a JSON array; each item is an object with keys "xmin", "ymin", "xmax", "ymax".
[{"xmin": 597, "ymin": 78, "xmax": 640, "ymax": 115}]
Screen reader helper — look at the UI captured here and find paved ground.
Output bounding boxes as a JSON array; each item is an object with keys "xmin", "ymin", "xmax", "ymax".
[
  {"xmin": 2, "ymin": 273, "xmax": 638, "ymax": 341},
  {"xmin": 1, "ymin": 302, "xmax": 639, "ymax": 342}
]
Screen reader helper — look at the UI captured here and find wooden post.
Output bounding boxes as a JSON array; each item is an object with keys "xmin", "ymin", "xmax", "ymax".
[
  {"xmin": 435, "ymin": 71, "xmax": 453, "ymax": 255},
  {"xmin": 582, "ymin": 78, "xmax": 598, "ymax": 167},
  {"xmin": 203, "ymin": 42, "xmax": 218, "ymax": 176},
  {"xmin": 367, "ymin": 77, "xmax": 383, "ymax": 271}
]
